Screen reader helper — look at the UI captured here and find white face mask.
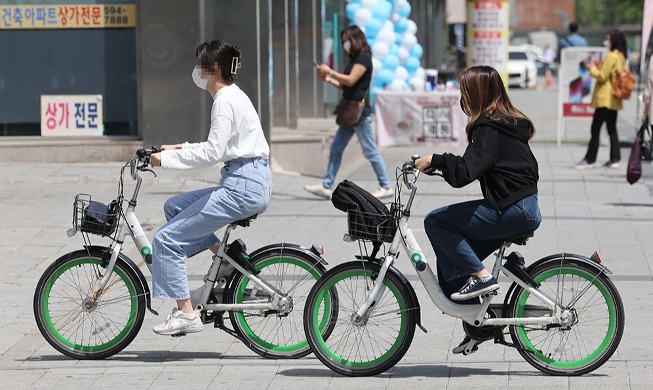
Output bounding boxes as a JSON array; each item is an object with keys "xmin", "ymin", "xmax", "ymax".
[
  {"xmin": 603, "ymin": 40, "xmax": 611, "ymax": 49},
  {"xmin": 343, "ymin": 41, "xmax": 351, "ymax": 53},
  {"xmin": 192, "ymin": 66, "xmax": 208, "ymax": 90}
]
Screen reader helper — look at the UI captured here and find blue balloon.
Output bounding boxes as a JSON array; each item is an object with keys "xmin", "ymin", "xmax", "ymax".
[
  {"xmin": 398, "ymin": 2, "xmax": 412, "ymax": 18},
  {"xmin": 349, "ymin": 0, "xmax": 361, "ymax": 3},
  {"xmin": 389, "ymin": 44, "xmax": 400, "ymax": 57},
  {"xmin": 382, "ymin": 54, "xmax": 400, "ymax": 71},
  {"xmin": 377, "ymin": 69, "xmax": 394, "ymax": 87},
  {"xmin": 410, "ymin": 43, "xmax": 423, "ymax": 59},
  {"xmin": 370, "ymin": 85, "xmax": 384, "ymax": 106},
  {"xmin": 395, "ymin": 18, "xmax": 408, "ymax": 34},
  {"xmin": 365, "ymin": 17, "xmax": 383, "ymax": 39},
  {"xmin": 404, "ymin": 56, "xmax": 420, "ymax": 73},
  {"xmin": 373, "ymin": 1, "xmax": 393, "ymax": 21},
  {"xmin": 346, "ymin": 3, "xmax": 360, "ymax": 20}
]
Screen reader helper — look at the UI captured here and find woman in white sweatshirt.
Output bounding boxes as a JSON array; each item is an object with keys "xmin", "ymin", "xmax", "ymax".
[{"xmin": 148, "ymin": 40, "xmax": 271, "ymax": 336}]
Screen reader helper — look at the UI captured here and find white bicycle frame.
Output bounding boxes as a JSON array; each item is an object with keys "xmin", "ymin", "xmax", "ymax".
[
  {"xmin": 353, "ymin": 166, "xmax": 573, "ymax": 329},
  {"xmin": 78, "ymin": 157, "xmax": 290, "ymax": 314}
]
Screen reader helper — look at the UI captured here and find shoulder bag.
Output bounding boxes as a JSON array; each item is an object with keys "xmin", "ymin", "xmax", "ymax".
[{"xmin": 335, "ymin": 89, "xmax": 368, "ymax": 128}]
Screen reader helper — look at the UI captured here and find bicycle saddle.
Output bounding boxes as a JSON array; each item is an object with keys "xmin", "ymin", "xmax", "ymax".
[
  {"xmin": 504, "ymin": 230, "xmax": 535, "ymax": 246},
  {"xmin": 233, "ymin": 215, "xmax": 258, "ymax": 227}
]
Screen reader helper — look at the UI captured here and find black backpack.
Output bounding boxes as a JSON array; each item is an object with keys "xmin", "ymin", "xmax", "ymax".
[{"xmin": 331, "ymin": 180, "xmax": 395, "ymax": 244}]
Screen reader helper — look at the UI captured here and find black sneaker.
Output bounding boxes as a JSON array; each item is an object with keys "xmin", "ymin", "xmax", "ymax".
[{"xmin": 450, "ymin": 275, "xmax": 499, "ymax": 301}]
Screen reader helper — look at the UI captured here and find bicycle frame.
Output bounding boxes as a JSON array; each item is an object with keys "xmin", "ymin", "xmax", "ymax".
[
  {"xmin": 85, "ymin": 157, "xmax": 290, "ymax": 314},
  {"xmin": 353, "ymin": 165, "xmax": 571, "ymax": 329}
]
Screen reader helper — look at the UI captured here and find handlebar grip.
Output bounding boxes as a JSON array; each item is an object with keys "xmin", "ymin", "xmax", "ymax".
[{"xmin": 136, "ymin": 146, "xmax": 162, "ymax": 158}]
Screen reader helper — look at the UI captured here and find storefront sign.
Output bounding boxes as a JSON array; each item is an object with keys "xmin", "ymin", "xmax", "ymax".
[
  {"xmin": 41, "ymin": 95, "xmax": 103, "ymax": 136},
  {"xmin": 375, "ymin": 91, "xmax": 466, "ymax": 147},
  {"xmin": 0, "ymin": 4, "xmax": 136, "ymax": 29},
  {"xmin": 467, "ymin": 1, "xmax": 510, "ymax": 81}
]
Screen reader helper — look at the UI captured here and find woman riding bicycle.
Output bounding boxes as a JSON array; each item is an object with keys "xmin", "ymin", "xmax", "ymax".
[
  {"xmin": 148, "ymin": 40, "xmax": 272, "ymax": 336},
  {"xmin": 415, "ymin": 65, "xmax": 542, "ymax": 347}
]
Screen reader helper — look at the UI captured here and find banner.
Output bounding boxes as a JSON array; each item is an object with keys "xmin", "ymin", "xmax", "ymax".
[
  {"xmin": 0, "ymin": 4, "xmax": 136, "ymax": 29},
  {"xmin": 467, "ymin": 1, "xmax": 510, "ymax": 83},
  {"xmin": 374, "ymin": 91, "xmax": 467, "ymax": 147},
  {"xmin": 41, "ymin": 95, "xmax": 103, "ymax": 136}
]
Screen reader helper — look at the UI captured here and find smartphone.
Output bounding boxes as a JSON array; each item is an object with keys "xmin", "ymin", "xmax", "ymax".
[
  {"xmin": 313, "ymin": 61, "xmax": 319, "ymax": 68},
  {"xmin": 579, "ymin": 61, "xmax": 591, "ymax": 97},
  {"xmin": 569, "ymin": 77, "xmax": 582, "ymax": 103}
]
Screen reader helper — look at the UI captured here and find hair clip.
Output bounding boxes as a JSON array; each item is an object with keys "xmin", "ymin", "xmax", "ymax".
[{"xmin": 231, "ymin": 56, "xmax": 241, "ymax": 75}]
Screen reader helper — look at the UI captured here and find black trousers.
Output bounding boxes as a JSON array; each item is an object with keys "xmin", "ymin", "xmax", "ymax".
[{"xmin": 583, "ymin": 107, "xmax": 620, "ymax": 163}]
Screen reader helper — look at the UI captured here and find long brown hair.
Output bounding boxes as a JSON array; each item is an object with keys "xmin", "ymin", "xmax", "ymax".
[
  {"xmin": 341, "ymin": 25, "xmax": 371, "ymax": 58},
  {"xmin": 459, "ymin": 66, "xmax": 535, "ymax": 138}
]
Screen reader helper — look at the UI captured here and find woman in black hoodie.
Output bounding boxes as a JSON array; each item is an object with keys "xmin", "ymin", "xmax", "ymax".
[{"xmin": 415, "ymin": 66, "xmax": 541, "ymax": 304}]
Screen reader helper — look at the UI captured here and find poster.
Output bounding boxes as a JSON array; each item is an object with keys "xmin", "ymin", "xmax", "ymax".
[
  {"xmin": 557, "ymin": 47, "xmax": 608, "ymax": 145},
  {"xmin": 467, "ymin": 1, "xmax": 510, "ymax": 81},
  {"xmin": 374, "ymin": 91, "xmax": 467, "ymax": 147},
  {"xmin": 41, "ymin": 95, "xmax": 103, "ymax": 136}
]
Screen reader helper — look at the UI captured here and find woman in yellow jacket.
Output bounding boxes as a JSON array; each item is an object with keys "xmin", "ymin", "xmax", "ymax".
[{"xmin": 576, "ymin": 29, "xmax": 628, "ymax": 169}]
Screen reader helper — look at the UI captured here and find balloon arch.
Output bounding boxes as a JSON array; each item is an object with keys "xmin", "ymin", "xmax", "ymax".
[{"xmin": 345, "ymin": 0, "xmax": 425, "ymax": 104}]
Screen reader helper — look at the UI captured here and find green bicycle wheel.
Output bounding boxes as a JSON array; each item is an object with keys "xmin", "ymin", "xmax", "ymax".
[
  {"xmin": 304, "ymin": 261, "xmax": 416, "ymax": 376},
  {"xmin": 508, "ymin": 259, "xmax": 624, "ymax": 375},
  {"xmin": 33, "ymin": 248, "xmax": 146, "ymax": 359}
]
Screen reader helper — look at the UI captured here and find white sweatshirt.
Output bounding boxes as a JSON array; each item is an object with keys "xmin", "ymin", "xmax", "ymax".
[{"xmin": 161, "ymin": 84, "xmax": 270, "ymax": 169}]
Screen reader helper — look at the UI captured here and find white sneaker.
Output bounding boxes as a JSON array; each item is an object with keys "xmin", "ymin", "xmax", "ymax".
[
  {"xmin": 603, "ymin": 160, "xmax": 620, "ymax": 169},
  {"xmin": 574, "ymin": 159, "xmax": 594, "ymax": 170},
  {"xmin": 371, "ymin": 187, "xmax": 394, "ymax": 199},
  {"xmin": 304, "ymin": 183, "xmax": 332, "ymax": 199},
  {"xmin": 153, "ymin": 308, "xmax": 204, "ymax": 336}
]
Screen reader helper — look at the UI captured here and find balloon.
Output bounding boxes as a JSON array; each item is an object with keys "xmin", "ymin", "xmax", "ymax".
[
  {"xmin": 398, "ymin": 2, "xmax": 411, "ymax": 18},
  {"xmin": 387, "ymin": 78, "xmax": 406, "ymax": 91},
  {"xmin": 401, "ymin": 33, "xmax": 417, "ymax": 50},
  {"xmin": 376, "ymin": 69, "xmax": 394, "ymax": 87},
  {"xmin": 365, "ymin": 17, "xmax": 383, "ymax": 38},
  {"xmin": 391, "ymin": 12, "xmax": 400, "ymax": 23},
  {"xmin": 372, "ymin": 41, "xmax": 389, "ymax": 59},
  {"xmin": 349, "ymin": 0, "xmax": 361, "ymax": 3},
  {"xmin": 346, "ymin": 3, "xmax": 361, "ymax": 21},
  {"xmin": 361, "ymin": 0, "xmax": 378, "ymax": 9},
  {"xmin": 414, "ymin": 67, "xmax": 426, "ymax": 79},
  {"xmin": 395, "ymin": 17, "xmax": 408, "ymax": 34},
  {"xmin": 404, "ymin": 56, "xmax": 420, "ymax": 73},
  {"xmin": 373, "ymin": 1, "xmax": 393, "ymax": 21},
  {"xmin": 354, "ymin": 8, "xmax": 372, "ymax": 27},
  {"xmin": 398, "ymin": 46, "xmax": 410, "ymax": 63},
  {"xmin": 382, "ymin": 54, "xmax": 400, "ymax": 71},
  {"xmin": 395, "ymin": 65, "xmax": 409, "ymax": 81},
  {"xmin": 410, "ymin": 43, "xmax": 423, "ymax": 59},
  {"xmin": 406, "ymin": 19, "xmax": 417, "ymax": 34},
  {"xmin": 383, "ymin": 20, "xmax": 394, "ymax": 31},
  {"xmin": 370, "ymin": 85, "xmax": 383, "ymax": 104},
  {"xmin": 393, "ymin": 0, "xmax": 407, "ymax": 11},
  {"xmin": 389, "ymin": 43, "xmax": 400, "ymax": 57},
  {"xmin": 409, "ymin": 76, "xmax": 426, "ymax": 91},
  {"xmin": 372, "ymin": 57, "xmax": 382, "ymax": 76},
  {"xmin": 376, "ymin": 27, "xmax": 395, "ymax": 45}
]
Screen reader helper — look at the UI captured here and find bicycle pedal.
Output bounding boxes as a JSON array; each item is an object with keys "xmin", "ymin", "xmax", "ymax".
[
  {"xmin": 481, "ymin": 290, "xmax": 498, "ymax": 299},
  {"xmin": 171, "ymin": 332, "xmax": 187, "ymax": 338}
]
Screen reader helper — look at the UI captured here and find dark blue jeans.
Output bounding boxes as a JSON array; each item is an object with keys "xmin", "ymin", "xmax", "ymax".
[{"xmin": 424, "ymin": 194, "xmax": 541, "ymax": 302}]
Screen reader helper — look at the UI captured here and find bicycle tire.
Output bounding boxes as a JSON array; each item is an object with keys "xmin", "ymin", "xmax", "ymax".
[
  {"xmin": 226, "ymin": 248, "xmax": 335, "ymax": 359},
  {"xmin": 33, "ymin": 248, "xmax": 146, "ymax": 359},
  {"xmin": 304, "ymin": 261, "xmax": 416, "ymax": 376},
  {"xmin": 507, "ymin": 258, "xmax": 625, "ymax": 375}
]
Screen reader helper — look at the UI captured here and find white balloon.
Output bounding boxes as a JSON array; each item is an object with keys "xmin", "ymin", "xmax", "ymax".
[
  {"xmin": 384, "ymin": 20, "xmax": 394, "ymax": 31},
  {"xmin": 354, "ymin": 8, "xmax": 373, "ymax": 27},
  {"xmin": 409, "ymin": 76, "xmax": 426, "ymax": 91},
  {"xmin": 394, "ymin": 0, "xmax": 407, "ymax": 11},
  {"xmin": 376, "ymin": 27, "xmax": 396, "ymax": 45},
  {"xmin": 361, "ymin": 0, "xmax": 378, "ymax": 9},
  {"xmin": 372, "ymin": 57, "xmax": 382, "ymax": 76},
  {"xmin": 406, "ymin": 19, "xmax": 417, "ymax": 35},
  {"xmin": 372, "ymin": 41, "xmax": 389, "ymax": 59},
  {"xmin": 387, "ymin": 78, "xmax": 406, "ymax": 91},
  {"xmin": 401, "ymin": 33, "xmax": 417, "ymax": 50},
  {"xmin": 398, "ymin": 46, "xmax": 410, "ymax": 63},
  {"xmin": 415, "ymin": 67, "xmax": 426, "ymax": 79},
  {"xmin": 395, "ymin": 65, "xmax": 409, "ymax": 81},
  {"xmin": 391, "ymin": 12, "xmax": 400, "ymax": 23}
]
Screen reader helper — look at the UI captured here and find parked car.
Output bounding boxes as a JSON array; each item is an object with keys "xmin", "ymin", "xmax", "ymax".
[{"xmin": 508, "ymin": 46, "xmax": 538, "ymax": 88}]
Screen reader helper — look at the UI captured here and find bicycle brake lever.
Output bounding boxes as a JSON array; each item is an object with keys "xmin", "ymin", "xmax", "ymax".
[{"xmin": 141, "ymin": 167, "xmax": 157, "ymax": 177}]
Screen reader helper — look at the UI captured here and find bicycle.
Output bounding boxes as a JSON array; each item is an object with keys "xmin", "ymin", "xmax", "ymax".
[
  {"xmin": 33, "ymin": 147, "xmax": 336, "ymax": 360},
  {"xmin": 304, "ymin": 155, "xmax": 625, "ymax": 376}
]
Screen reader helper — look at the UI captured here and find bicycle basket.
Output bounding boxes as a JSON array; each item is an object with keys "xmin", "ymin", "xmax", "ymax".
[
  {"xmin": 346, "ymin": 203, "xmax": 399, "ymax": 243},
  {"xmin": 72, "ymin": 194, "xmax": 120, "ymax": 236}
]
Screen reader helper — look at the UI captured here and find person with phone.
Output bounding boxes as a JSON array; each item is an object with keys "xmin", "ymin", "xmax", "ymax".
[{"xmin": 304, "ymin": 25, "xmax": 392, "ymax": 200}]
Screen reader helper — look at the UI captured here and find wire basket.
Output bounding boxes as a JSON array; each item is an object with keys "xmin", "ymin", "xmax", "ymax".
[
  {"xmin": 72, "ymin": 194, "xmax": 121, "ymax": 237},
  {"xmin": 346, "ymin": 203, "xmax": 400, "ymax": 243}
]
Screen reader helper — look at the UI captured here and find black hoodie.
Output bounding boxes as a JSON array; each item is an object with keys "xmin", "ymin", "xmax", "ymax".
[{"xmin": 429, "ymin": 115, "xmax": 539, "ymax": 211}]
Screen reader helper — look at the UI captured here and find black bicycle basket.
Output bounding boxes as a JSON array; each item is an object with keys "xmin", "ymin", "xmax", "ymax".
[
  {"xmin": 346, "ymin": 203, "xmax": 399, "ymax": 243},
  {"xmin": 73, "ymin": 194, "xmax": 120, "ymax": 236}
]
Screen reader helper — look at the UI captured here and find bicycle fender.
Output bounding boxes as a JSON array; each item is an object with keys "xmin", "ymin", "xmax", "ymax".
[
  {"xmin": 85, "ymin": 245, "xmax": 158, "ymax": 316},
  {"xmin": 386, "ymin": 265, "xmax": 424, "ymax": 333},
  {"xmin": 249, "ymin": 242, "xmax": 328, "ymax": 266}
]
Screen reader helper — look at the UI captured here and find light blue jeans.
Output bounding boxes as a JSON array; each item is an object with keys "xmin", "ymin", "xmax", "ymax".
[
  {"xmin": 322, "ymin": 114, "xmax": 391, "ymax": 190},
  {"xmin": 152, "ymin": 157, "xmax": 272, "ymax": 300},
  {"xmin": 424, "ymin": 194, "xmax": 541, "ymax": 302}
]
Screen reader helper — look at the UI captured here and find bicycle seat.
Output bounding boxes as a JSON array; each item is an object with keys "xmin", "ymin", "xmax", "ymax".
[
  {"xmin": 232, "ymin": 215, "xmax": 257, "ymax": 227},
  {"xmin": 504, "ymin": 230, "xmax": 535, "ymax": 246}
]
